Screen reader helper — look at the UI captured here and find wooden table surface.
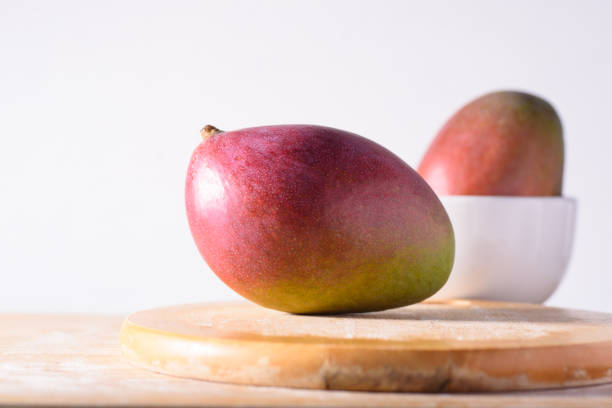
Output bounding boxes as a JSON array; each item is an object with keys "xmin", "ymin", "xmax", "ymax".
[{"xmin": 3, "ymin": 313, "xmax": 612, "ymax": 407}]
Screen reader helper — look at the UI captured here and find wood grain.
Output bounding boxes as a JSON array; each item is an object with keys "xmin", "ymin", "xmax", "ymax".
[
  {"xmin": 120, "ymin": 300, "xmax": 612, "ymax": 392},
  {"xmin": 2, "ymin": 306, "xmax": 612, "ymax": 407}
]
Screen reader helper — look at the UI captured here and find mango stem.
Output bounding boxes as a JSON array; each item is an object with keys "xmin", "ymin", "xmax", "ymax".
[{"xmin": 200, "ymin": 125, "xmax": 223, "ymax": 140}]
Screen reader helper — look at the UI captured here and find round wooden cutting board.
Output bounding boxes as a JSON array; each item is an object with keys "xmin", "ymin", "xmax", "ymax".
[{"xmin": 120, "ymin": 300, "xmax": 612, "ymax": 392}]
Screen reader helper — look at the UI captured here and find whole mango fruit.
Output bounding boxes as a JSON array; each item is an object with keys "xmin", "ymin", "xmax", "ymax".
[
  {"xmin": 186, "ymin": 125, "xmax": 454, "ymax": 314},
  {"xmin": 418, "ymin": 91, "xmax": 564, "ymax": 196}
]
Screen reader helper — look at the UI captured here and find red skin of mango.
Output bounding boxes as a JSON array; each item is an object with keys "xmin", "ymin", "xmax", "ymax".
[
  {"xmin": 186, "ymin": 125, "xmax": 454, "ymax": 314},
  {"xmin": 418, "ymin": 91, "xmax": 564, "ymax": 196}
]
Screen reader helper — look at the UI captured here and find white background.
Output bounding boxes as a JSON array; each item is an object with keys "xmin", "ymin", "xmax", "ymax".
[{"xmin": 1, "ymin": 0, "xmax": 611, "ymax": 314}]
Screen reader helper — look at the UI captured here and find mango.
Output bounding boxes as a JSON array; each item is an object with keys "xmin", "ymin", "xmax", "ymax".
[
  {"xmin": 186, "ymin": 125, "xmax": 454, "ymax": 314},
  {"xmin": 418, "ymin": 91, "xmax": 564, "ymax": 196}
]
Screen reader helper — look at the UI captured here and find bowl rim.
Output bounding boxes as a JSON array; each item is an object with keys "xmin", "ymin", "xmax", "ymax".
[{"xmin": 438, "ymin": 195, "xmax": 577, "ymax": 204}]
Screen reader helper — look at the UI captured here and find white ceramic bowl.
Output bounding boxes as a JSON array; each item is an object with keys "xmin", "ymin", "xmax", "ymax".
[{"xmin": 431, "ymin": 196, "xmax": 577, "ymax": 304}]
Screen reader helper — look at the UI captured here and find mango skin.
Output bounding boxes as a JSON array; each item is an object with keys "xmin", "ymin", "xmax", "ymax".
[
  {"xmin": 418, "ymin": 91, "xmax": 564, "ymax": 196},
  {"xmin": 186, "ymin": 125, "xmax": 454, "ymax": 314}
]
